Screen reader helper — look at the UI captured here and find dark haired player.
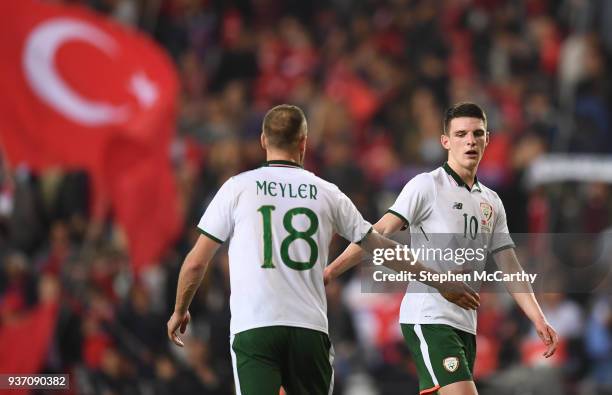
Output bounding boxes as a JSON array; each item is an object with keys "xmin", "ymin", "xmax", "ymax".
[{"xmin": 326, "ymin": 103, "xmax": 558, "ymax": 395}]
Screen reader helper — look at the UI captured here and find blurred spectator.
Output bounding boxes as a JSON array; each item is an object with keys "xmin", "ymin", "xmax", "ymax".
[
  {"xmin": 327, "ymin": 280, "xmax": 359, "ymax": 394},
  {"xmin": 585, "ymin": 295, "xmax": 612, "ymax": 394},
  {"xmin": 91, "ymin": 347, "xmax": 140, "ymax": 395},
  {"xmin": 154, "ymin": 353, "xmax": 212, "ymax": 395}
]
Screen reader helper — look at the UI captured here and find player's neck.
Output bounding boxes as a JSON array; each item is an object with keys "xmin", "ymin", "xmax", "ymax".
[
  {"xmin": 266, "ymin": 150, "xmax": 303, "ymax": 166},
  {"xmin": 446, "ymin": 160, "xmax": 478, "ymax": 188}
]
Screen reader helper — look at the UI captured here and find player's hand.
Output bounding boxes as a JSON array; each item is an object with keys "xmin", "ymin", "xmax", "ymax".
[
  {"xmin": 167, "ymin": 310, "xmax": 191, "ymax": 347},
  {"xmin": 439, "ymin": 281, "xmax": 480, "ymax": 310},
  {"xmin": 535, "ymin": 320, "xmax": 558, "ymax": 358}
]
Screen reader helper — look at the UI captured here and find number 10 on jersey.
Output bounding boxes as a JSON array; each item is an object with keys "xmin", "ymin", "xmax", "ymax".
[{"xmin": 257, "ymin": 205, "xmax": 319, "ymax": 271}]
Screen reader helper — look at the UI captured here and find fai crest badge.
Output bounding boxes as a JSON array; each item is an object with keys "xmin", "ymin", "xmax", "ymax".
[
  {"xmin": 480, "ymin": 202, "xmax": 494, "ymax": 232},
  {"xmin": 443, "ymin": 356, "xmax": 459, "ymax": 372}
]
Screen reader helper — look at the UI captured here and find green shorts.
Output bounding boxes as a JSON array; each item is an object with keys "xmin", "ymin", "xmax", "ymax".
[
  {"xmin": 401, "ymin": 324, "xmax": 476, "ymax": 394},
  {"xmin": 230, "ymin": 326, "xmax": 334, "ymax": 395}
]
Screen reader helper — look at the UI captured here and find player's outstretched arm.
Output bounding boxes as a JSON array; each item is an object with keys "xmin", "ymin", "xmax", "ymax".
[
  {"xmin": 493, "ymin": 247, "xmax": 558, "ymax": 358},
  {"xmin": 358, "ymin": 230, "xmax": 480, "ymax": 310},
  {"xmin": 324, "ymin": 213, "xmax": 405, "ymax": 284},
  {"xmin": 167, "ymin": 235, "xmax": 221, "ymax": 347}
]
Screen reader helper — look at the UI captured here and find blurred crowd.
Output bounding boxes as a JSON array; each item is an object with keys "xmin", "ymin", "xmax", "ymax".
[{"xmin": 2, "ymin": 0, "xmax": 612, "ymax": 394}]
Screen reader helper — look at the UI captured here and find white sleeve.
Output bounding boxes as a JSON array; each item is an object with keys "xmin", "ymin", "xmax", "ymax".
[
  {"xmin": 197, "ymin": 178, "xmax": 236, "ymax": 243},
  {"xmin": 333, "ymin": 189, "xmax": 372, "ymax": 244},
  {"xmin": 489, "ymin": 199, "xmax": 515, "ymax": 253},
  {"xmin": 387, "ymin": 173, "xmax": 435, "ymax": 227}
]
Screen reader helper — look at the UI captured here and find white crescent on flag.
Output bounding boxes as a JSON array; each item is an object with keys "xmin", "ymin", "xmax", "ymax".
[{"xmin": 22, "ymin": 18, "xmax": 131, "ymax": 126}]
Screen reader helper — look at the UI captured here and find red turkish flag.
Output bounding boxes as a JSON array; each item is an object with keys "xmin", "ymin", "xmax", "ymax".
[{"xmin": 0, "ymin": 0, "xmax": 181, "ymax": 272}]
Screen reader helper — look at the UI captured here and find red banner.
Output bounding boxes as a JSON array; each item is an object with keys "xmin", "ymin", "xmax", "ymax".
[
  {"xmin": 0, "ymin": 0, "xmax": 181, "ymax": 271},
  {"xmin": 0, "ymin": 302, "xmax": 59, "ymax": 374}
]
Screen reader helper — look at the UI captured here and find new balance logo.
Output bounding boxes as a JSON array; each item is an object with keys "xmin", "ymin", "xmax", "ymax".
[{"xmin": 453, "ymin": 202, "xmax": 463, "ymax": 209}]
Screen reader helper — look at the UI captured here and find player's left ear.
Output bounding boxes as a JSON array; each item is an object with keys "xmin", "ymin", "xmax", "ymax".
[
  {"xmin": 485, "ymin": 131, "xmax": 490, "ymax": 147},
  {"xmin": 440, "ymin": 133, "xmax": 450, "ymax": 150},
  {"xmin": 298, "ymin": 135, "xmax": 307, "ymax": 163},
  {"xmin": 260, "ymin": 132, "xmax": 267, "ymax": 150},
  {"xmin": 298, "ymin": 134, "xmax": 307, "ymax": 152}
]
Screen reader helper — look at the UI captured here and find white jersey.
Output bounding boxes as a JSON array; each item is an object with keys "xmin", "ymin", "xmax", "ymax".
[
  {"xmin": 388, "ymin": 163, "xmax": 514, "ymax": 334},
  {"xmin": 198, "ymin": 160, "xmax": 372, "ymax": 335}
]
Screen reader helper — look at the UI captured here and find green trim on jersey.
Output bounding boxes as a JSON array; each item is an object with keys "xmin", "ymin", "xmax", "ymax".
[
  {"xmin": 490, "ymin": 243, "xmax": 515, "ymax": 254},
  {"xmin": 401, "ymin": 324, "xmax": 476, "ymax": 394},
  {"xmin": 355, "ymin": 226, "xmax": 374, "ymax": 245},
  {"xmin": 386, "ymin": 209, "xmax": 409, "ymax": 230},
  {"xmin": 443, "ymin": 162, "xmax": 481, "ymax": 192},
  {"xmin": 198, "ymin": 228, "xmax": 224, "ymax": 244},
  {"xmin": 262, "ymin": 160, "xmax": 303, "ymax": 168}
]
